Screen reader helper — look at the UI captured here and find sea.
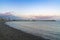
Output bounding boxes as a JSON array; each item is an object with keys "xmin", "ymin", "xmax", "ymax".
[{"xmin": 6, "ymin": 21, "xmax": 60, "ymax": 40}]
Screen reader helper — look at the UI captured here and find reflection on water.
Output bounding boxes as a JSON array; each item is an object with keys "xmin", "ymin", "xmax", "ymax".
[{"xmin": 6, "ymin": 21, "xmax": 60, "ymax": 40}]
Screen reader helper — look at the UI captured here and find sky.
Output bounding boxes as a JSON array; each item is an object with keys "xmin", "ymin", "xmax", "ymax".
[{"xmin": 0, "ymin": 0, "xmax": 60, "ymax": 19}]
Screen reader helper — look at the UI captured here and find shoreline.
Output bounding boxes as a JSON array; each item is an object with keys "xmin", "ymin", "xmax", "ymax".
[{"xmin": 0, "ymin": 22, "xmax": 49, "ymax": 40}]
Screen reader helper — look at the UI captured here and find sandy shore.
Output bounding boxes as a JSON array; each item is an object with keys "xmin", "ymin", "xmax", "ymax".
[{"xmin": 0, "ymin": 22, "xmax": 49, "ymax": 40}]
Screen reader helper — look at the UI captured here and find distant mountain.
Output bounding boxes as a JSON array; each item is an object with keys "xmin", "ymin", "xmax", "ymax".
[
  {"xmin": 0, "ymin": 12, "xmax": 59, "ymax": 21},
  {"xmin": 31, "ymin": 16, "xmax": 54, "ymax": 20},
  {"xmin": 0, "ymin": 12, "xmax": 23, "ymax": 20},
  {"xmin": 23, "ymin": 16, "xmax": 55, "ymax": 20}
]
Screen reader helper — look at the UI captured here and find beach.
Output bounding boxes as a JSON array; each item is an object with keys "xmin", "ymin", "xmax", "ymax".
[{"xmin": 0, "ymin": 22, "xmax": 49, "ymax": 40}]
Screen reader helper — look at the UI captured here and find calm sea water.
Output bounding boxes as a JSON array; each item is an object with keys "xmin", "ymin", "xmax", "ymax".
[{"xmin": 6, "ymin": 21, "xmax": 60, "ymax": 40}]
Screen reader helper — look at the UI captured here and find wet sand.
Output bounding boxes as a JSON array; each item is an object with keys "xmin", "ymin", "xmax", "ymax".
[{"xmin": 0, "ymin": 22, "xmax": 49, "ymax": 40}]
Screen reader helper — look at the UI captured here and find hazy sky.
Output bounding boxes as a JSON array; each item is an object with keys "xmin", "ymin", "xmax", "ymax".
[{"xmin": 0, "ymin": 0, "xmax": 60, "ymax": 17}]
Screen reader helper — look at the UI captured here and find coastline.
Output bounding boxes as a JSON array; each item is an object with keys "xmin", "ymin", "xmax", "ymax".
[{"xmin": 0, "ymin": 22, "xmax": 49, "ymax": 40}]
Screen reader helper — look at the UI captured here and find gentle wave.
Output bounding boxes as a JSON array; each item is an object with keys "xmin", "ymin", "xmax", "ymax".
[{"xmin": 5, "ymin": 21, "xmax": 60, "ymax": 40}]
